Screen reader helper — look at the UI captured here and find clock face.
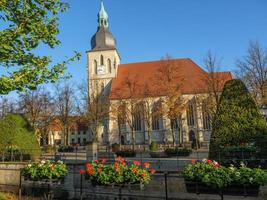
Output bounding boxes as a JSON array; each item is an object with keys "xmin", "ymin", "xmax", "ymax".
[{"xmin": 97, "ymin": 65, "xmax": 106, "ymax": 75}]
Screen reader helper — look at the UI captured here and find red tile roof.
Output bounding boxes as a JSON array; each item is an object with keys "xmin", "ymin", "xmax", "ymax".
[{"xmin": 109, "ymin": 58, "xmax": 233, "ymax": 100}]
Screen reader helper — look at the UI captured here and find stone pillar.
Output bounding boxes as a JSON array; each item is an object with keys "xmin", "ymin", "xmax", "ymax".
[{"xmin": 86, "ymin": 142, "xmax": 98, "ymax": 162}]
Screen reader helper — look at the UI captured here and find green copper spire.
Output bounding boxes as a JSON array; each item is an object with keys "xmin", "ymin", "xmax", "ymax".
[{"xmin": 98, "ymin": 0, "xmax": 108, "ymax": 28}]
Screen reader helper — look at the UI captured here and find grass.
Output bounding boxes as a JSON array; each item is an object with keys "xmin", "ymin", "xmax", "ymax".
[{"xmin": 0, "ymin": 192, "xmax": 40, "ymax": 200}]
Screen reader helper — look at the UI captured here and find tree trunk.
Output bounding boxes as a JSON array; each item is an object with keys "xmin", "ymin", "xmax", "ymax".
[{"xmin": 131, "ymin": 130, "xmax": 135, "ymax": 150}]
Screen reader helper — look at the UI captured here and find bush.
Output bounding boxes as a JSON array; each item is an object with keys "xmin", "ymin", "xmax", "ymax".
[
  {"xmin": 58, "ymin": 145, "xmax": 74, "ymax": 152},
  {"xmin": 0, "ymin": 114, "xmax": 40, "ymax": 160},
  {"xmin": 165, "ymin": 148, "xmax": 192, "ymax": 157},
  {"xmin": 111, "ymin": 143, "xmax": 120, "ymax": 152},
  {"xmin": 116, "ymin": 150, "xmax": 136, "ymax": 157},
  {"xmin": 209, "ymin": 79, "xmax": 267, "ymax": 160},
  {"xmin": 150, "ymin": 141, "xmax": 158, "ymax": 151},
  {"xmin": 43, "ymin": 145, "xmax": 55, "ymax": 154}
]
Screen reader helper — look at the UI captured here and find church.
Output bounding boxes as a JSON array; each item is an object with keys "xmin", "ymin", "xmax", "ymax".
[{"xmin": 87, "ymin": 2, "xmax": 233, "ymax": 149}]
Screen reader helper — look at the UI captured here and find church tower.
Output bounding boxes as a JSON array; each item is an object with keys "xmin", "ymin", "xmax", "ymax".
[{"xmin": 87, "ymin": 1, "xmax": 120, "ymax": 99}]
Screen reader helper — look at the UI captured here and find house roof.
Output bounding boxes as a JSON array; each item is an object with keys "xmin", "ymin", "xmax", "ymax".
[{"xmin": 109, "ymin": 58, "xmax": 233, "ymax": 100}]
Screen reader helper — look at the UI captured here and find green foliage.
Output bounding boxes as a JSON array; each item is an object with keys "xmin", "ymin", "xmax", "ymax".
[
  {"xmin": 115, "ymin": 150, "xmax": 136, "ymax": 157},
  {"xmin": 22, "ymin": 160, "xmax": 68, "ymax": 180},
  {"xmin": 209, "ymin": 79, "xmax": 267, "ymax": 160},
  {"xmin": 58, "ymin": 145, "xmax": 74, "ymax": 152},
  {"xmin": 82, "ymin": 157, "xmax": 154, "ymax": 186},
  {"xmin": 165, "ymin": 147, "xmax": 192, "ymax": 157},
  {"xmin": 0, "ymin": 113, "xmax": 40, "ymax": 158},
  {"xmin": 150, "ymin": 141, "xmax": 158, "ymax": 151},
  {"xmin": 111, "ymin": 143, "xmax": 120, "ymax": 152},
  {"xmin": 182, "ymin": 159, "xmax": 267, "ymax": 188},
  {"xmin": 0, "ymin": 192, "xmax": 4, "ymax": 200},
  {"xmin": 0, "ymin": 0, "xmax": 81, "ymax": 94}
]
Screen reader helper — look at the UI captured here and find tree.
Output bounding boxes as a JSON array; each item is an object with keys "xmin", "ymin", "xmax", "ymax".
[
  {"xmin": 0, "ymin": 0, "xmax": 80, "ymax": 94},
  {"xmin": 111, "ymin": 74, "xmax": 141, "ymax": 150},
  {"xmin": 0, "ymin": 113, "xmax": 40, "ymax": 157},
  {"xmin": 202, "ymin": 50, "xmax": 226, "ymax": 116},
  {"xmin": 77, "ymin": 81, "xmax": 109, "ymax": 143},
  {"xmin": 209, "ymin": 79, "xmax": 267, "ymax": 160},
  {"xmin": 54, "ymin": 82, "xmax": 76, "ymax": 145},
  {"xmin": 0, "ymin": 96, "xmax": 14, "ymax": 118},
  {"xmin": 17, "ymin": 87, "xmax": 54, "ymax": 144},
  {"xmin": 237, "ymin": 41, "xmax": 267, "ymax": 106},
  {"xmin": 154, "ymin": 55, "xmax": 187, "ymax": 146}
]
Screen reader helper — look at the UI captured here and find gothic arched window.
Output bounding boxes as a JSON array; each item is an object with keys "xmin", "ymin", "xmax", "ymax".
[
  {"xmin": 100, "ymin": 55, "xmax": 104, "ymax": 65},
  {"xmin": 132, "ymin": 104, "xmax": 143, "ymax": 131},
  {"xmin": 202, "ymin": 100, "xmax": 211, "ymax": 130},
  {"xmin": 108, "ymin": 59, "xmax": 112, "ymax": 73},
  {"xmin": 152, "ymin": 101, "xmax": 162, "ymax": 130},
  {"xmin": 187, "ymin": 100, "xmax": 195, "ymax": 126},
  {"xmin": 94, "ymin": 60, "xmax": 97, "ymax": 74}
]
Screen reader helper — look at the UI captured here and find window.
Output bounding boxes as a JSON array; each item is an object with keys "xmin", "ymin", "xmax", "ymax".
[
  {"xmin": 152, "ymin": 101, "xmax": 162, "ymax": 130},
  {"xmin": 100, "ymin": 55, "xmax": 104, "ymax": 65},
  {"xmin": 94, "ymin": 60, "xmax": 97, "ymax": 74},
  {"xmin": 114, "ymin": 59, "xmax": 117, "ymax": 69},
  {"xmin": 83, "ymin": 131, "xmax": 86, "ymax": 135},
  {"xmin": 171, "ymin": 117, "xmax": 180, "ymax": 130},
  {"xmin": 71, "ymin": 138, "xmax": 75, "ymax": 144},
  {"xmin": 187, "ymin": 101, "xmax": 195, "ymax": 126},
  {"xmin": 78, "ymin": 131, "xmax": 80, "ymax": 135},
  {"xmin": 77, "ymin": 138, "xmax": 81, "ymax": 144},
  {"xmin": 202, "ymin": 101, "xmax": 211, "ymax": 130},
  {"xmin": 133, "ymin": 112, "xmax": 142, "ymax": 131},
  {"xmin": 108, "ymin": 59, "xmax": 112, "ymax": 73},
  {"xmin": 83, "ymin": 138, "xmax": 86, "ymax": 144}
]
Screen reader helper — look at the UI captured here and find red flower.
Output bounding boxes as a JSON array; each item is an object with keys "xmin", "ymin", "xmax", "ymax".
[
  {"xmin": 115, "ymin": 156, "xmax": 126, "ymax": 164},
  {"xmin": 79, "ymin": 170, "xmax": 85, "ymax": 175},
  {"xmin": 98, "ymin": 167, "xmax": 103, "ymax": 173},
  {"xmin": 191, "ymin": 160, "xmax": 197, "ymax": 165},
  {"xmin": 150, "ymin": 169, "xmax": 156, "ymax": 175},
  {"xmin": 114, "ymin": 162, "xmax": 119, "ymax": 170},
  {"xmin": 133, "ymin": 160, "xmax": 141, "ymax": 166},
  {"xmin": 144, "ymin": 162, "xmax": 150, "ymax": 169},
  {"xmin": 207, "ymin": 160, "xmax": 213, "ymax": 165},
  {"xmin": 86, "ymin": 163, "xmax": 92, "ymax": 170},
  {"xmin": 93, "ymin": 160, "xmax": 99, "ymax": 164},
  {"xmin": 132, "ymin": 168, "xmax": 138, "ymax": 175},
  {"xmin": 102, "ymin": 158, "xmax": 107, "ymax": 164},
  {"xmin": 141, "ymin": 173, "xmax": 147, "ymax": 178},
  {"xmin": 86, "ymin": 163, "xmax": 94, "ymax": 175}
]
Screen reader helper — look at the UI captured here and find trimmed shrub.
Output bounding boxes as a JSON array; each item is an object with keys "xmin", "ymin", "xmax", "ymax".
[
  {"xmin": 58, "ymin": 145, "xmax": 74, "ymax": 152},
  {"xmin": 209, "ymin": 79, "xmax": 267, "ymax": 160},
  {"xmin": 0, "ymin": 114, "xmax": 40, "ymax": 160},
  {"xmin": 111, "ymin": 143, "xmax": 120, "ymax": 152},
  {"xmin": 115, "ymin": 150, "xmax": 136, "ymax": 157},
  {"xmin": 165, "ymin": 148, "xmax": 192, "ymax": 157},
  {"xmin": 150, "ymin": 141, "xmax": 158, "ymax": 151}
]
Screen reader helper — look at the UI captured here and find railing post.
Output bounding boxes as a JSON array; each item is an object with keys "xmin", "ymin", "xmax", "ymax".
[
  {"xmin": 19, "ymin": 170, "xmax": 22, "ymax": 200},
  {"xmin": 80, "ymin": 173, "xmax": 83, "ymax": 200},
  {"xmin": 164, "ymin": 172, "xmax": 168, "ymax": 200}
]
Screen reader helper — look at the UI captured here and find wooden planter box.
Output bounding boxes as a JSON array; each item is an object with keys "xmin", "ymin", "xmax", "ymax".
[{"xmin": 185, "ymin": 181, "xmax": 260, "ymax": 197}]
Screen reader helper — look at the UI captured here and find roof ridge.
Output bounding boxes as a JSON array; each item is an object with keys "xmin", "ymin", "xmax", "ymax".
[{"xmin": 119, "ymin": 58, "xmax": 191, "ymax": 66}]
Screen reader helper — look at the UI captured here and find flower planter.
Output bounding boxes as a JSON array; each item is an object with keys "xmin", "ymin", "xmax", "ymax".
[
  {"xmin": 149, "ymin": 151, "xmax": 168, "ymax": 158},
  {"xmin": 185, "ymin": 181, "xmax": 260, "ymax": 197},
  {"xmin": 224, "ymin": 184, "xmax": 260, "ymax": 196},
  {"xmin": 23, "ymin": 176, "xmax": 65, "ymax": 185},
  {"xmin": 185, "ymin": 181, "xmax": 220, "ymax": 194}
]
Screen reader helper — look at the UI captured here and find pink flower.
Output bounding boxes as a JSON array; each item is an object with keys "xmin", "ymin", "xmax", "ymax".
[{"xmin": 133, "ymin": 160, "xmax": 140, "ymax": 166}]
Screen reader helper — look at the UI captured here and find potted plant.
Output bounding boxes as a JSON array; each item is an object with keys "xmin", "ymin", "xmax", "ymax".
[
  {"xmin": 182, "ymin": 159, "xmax": 267, "ymax": 196},
  {"xmin": 149, "ymin": 141, "xmax": 167, "ymax": 158},
  {"xmin": 21, "ymin": 160, "xmax": 68, "ymax": 183},
  {"xmin": 80, "ymin": 157, "xmax": 156, "ymax": 188}
]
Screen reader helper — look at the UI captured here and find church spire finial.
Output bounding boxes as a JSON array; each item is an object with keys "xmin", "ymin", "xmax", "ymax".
[{"xmin": 98, "ymin": 0, "xmax": 108, "ymax": 28}]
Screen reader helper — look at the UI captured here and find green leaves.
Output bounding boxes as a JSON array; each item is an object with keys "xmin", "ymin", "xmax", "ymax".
[
  {"xmin": 209, "ymin": 79, "xmax": 267, "ymax": 160},
  {"xmin": 0, "ymin": 0, "xmax": 80, "ymax": 94}
]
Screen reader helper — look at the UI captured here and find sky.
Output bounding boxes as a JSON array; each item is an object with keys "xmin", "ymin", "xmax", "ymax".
[{"xmin": 2, "ymin": 0, "xmax": 267, "ymax": 96}]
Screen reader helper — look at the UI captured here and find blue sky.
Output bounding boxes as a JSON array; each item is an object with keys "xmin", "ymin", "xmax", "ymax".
[
  {"xmin": 3, "ymin": 0, "xmax": 267, "ymax": 94},
  {"xmin": 50, "ymin": 0, "xmax": 267, "ymax": 84}
]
